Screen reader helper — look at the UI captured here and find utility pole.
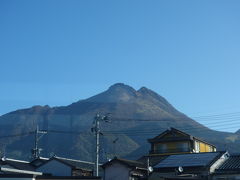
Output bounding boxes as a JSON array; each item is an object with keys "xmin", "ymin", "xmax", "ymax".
[
  {"xmin": 92, "ymin": 113, "xmax": 110, "ymax": 176},
  {"xmin": 32, "ymin": 126, "xmax": 47, "ymax": 159}
]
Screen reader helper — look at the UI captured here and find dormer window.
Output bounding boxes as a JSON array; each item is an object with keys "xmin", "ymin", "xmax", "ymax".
[{"xmin": 148, "ymin": 128, "xmax": 216, "ymax": 155}]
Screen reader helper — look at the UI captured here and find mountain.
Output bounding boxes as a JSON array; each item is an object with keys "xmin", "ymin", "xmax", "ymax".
[{"xmin": 0, "ymin": 83, "xmax": 239, "ymax": 161}]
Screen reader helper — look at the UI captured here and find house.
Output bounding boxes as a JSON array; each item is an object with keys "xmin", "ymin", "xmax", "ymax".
[
  {"xmin": 0, "ymin": 156, "xmax": 95, "ymax": 177},
  {"xmin": 213, "ymin": 154, "xmax": 240, "ymax": 180},
  {"xmin": 0, "ymin": 156, "xmax": 99, "ymax": 179},
  {"xmin": 0, "ymin": 157, "xmax": 100, "ymax": 180},
  {"xmin": 101, "ymin": 128, "xmax": 231, "ymax": 180},
  {"xmin": 35, "ymin": 156, "xmax": 95, "ymax": 177},
  {"xmin": 148, "ymin": 128, "xmax": 216, "ymax": 155},
  {"xmin": 149, "ymin": 151, "xmax": 229, "ymax": 180},
  {"xmin": 102, "ymin": 157, "xmax": 148, "ymax": 180}
]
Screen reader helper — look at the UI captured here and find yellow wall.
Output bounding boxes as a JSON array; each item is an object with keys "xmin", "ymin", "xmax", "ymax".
[{"xmin": 198, "ymin": 142, "xmax": 214, "ymax": 152}]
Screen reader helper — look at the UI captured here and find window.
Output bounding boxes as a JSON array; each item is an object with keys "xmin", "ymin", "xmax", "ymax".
[
  {"xmin": 155, "ymin": 143, "xmax": 167, "ymax": 153},
  {"xmin": 176, "ymin": 142, "xmax": 189, "ymax": 152}
]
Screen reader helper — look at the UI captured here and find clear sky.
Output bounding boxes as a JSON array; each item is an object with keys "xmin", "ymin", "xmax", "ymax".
[{"xmin": 1, "ymin": 0, "xmax": 240, "ymax": 132}]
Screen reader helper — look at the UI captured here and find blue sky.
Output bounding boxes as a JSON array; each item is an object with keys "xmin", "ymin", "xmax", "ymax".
[{"xmin": 1, "ymin": 0, "xmax": 240, "ymax": 132}]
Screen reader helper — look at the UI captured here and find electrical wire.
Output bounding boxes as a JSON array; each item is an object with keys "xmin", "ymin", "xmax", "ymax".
[
  {"xmin": 0, "ymin": 111, "xmax": 239, "ymax": 139},
  {"xmin": 0, "ymin": 131, "xmax": 34, "ymax": 139}
]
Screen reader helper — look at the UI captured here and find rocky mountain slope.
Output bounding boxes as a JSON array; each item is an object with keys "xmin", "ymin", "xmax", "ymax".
[{"xmin": 0, "ymin": 83, "xmax": 239, "ymax": 161}]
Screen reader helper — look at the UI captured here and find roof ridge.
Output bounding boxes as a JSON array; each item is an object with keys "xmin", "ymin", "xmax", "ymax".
[
  {"xmin": 5, "ymin": 158, "xmax": 30, "ymax": 163},
  {"xmin": 38, "ymin": 157, "xmax": 49, "ymax": 160},
  {"xmin": 54, "ymin": 156, "xmax": 95, "ymax": 165},
  {"xmin": 116, "ymin": 158, "xmax": 145, "ymax": 165}
]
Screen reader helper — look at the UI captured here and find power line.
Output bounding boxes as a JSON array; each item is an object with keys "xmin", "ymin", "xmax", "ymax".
[
  {"xmin": 0, "ymin": 132, "xmax": 34, "ymax": 139},
  {"xmin": 109, "ymin": 117, "xmax": 240, "ymax": 130},
  {"xmin": 0, "ymin": 114, "xmax": 239, "ymax": 139},
  {"xmin": 191, "ymin": 111, "xmax": 240, "ymax": 119}
]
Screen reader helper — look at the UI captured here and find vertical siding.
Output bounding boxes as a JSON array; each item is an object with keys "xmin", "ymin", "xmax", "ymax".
[
  {"xmin": 199, "ymin": 142, "xmax": 214, "ymax": 152},
  {"xmin": 200, "ymin": 142, "xmax": 206, "ymax": 152}
]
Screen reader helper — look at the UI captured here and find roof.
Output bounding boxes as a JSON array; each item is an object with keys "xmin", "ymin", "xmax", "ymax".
[
  {"xmin": 0, "ymin": 158, "xmax": 35, "ymax": 171},
  {"xmin": 148, "ymin": 128, "xmax": 192, "ymax": 143},
  {"xmin": 31, "ymin": 157, "xmax": 49, "ymax": 167},
  {"xmin": 215, "ymin": 154, "xmax": 240, "ymax": 173},
  {"xmin": 154, "ymin": 152, "xmax": 224, "ymax": 169},
  {"xmin": 36, "ymin": 176, "xmax": 101, "ymax": 179},
  {"xmin": 34, "ymin": 156, "xmax": 95, "ymax": 171},
  {"xmin": 137, "ymin": 155, "xmax": 168, "ymax": 167},
  {"xmin": 0, "ymin": 174, "xmax": 101, "ymax": 180},
  {"xmin": 102, "ymin": 157, "xmax": 146, "ymax": 169},
  {"xmin": 148, "ymin": 128, "xmax": 216, "ymax": 147},
  {"xmin": 0, "ymin": 167, "xmax": 42, "ymax": 175},
  {"xmin": 0, "ymin": 156, "xmax": 96, "ymax": 175},
  {"xmin": 55, "ymin": 156, "xmax": 95, "ymax": 171},
  {"xmin": 0, "ymin": 174, "xmax": 35, "ymax": 178}
]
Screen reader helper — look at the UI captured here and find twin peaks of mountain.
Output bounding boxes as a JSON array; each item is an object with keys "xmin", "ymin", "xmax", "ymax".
[
  {"xmin": 72, "ymin": 83, "xmax": 182, "ymax": 118},
  {"xmin": 6, "ymin": 83, "xmax": 181, "ymax": 119},
  {"xmin": 86, "ymin": 83, "xmax": 168, "ymax": 103}
]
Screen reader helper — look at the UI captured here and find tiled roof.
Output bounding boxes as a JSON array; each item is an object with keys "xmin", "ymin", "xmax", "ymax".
[
  {"xmin": 116, "ymin": 158, "xmax": 146, "ymax": 168},
  {"xmin": 148, "ymin": 128, "xmax": 191, "ymax": 143},
  {"xmin": 1, "ymin": 158, "xmax": 35, "ymax": 171},
  {"xmin": 102, "ymin": 157, "xmax": 146, "ymax": 169},
  {"xmin": 54, "ymin": 157, "xmax": 95, "ymax": 171},
  {"xmin": 154, "ymin": 152, "xmax": 224, "ymax": 168},
  {"xmin": 137, "ymin": 155, "xmax": 168, "ymax": 167},
  {"xmin": 30, "ymin": 157, "xmax": 49, "ymax": 167},
  {"xmin": 216, "ymin": 154, "xmax": 240, "ymax": 172},
  {"xmin": 1, "ymin": 156, "xmax": 96, "ymax": 174}
]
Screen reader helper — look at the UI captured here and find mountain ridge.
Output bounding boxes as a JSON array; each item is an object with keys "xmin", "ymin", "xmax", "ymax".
[{"xmin": 0, "ymin": 83, "xmax": 239, "ymax": 161}]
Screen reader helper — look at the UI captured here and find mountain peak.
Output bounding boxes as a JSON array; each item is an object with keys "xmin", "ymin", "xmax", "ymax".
[
  {"xmin": 108, "ymin": 83, "xmax": 136, "ymax": 92},
  {"xmin": 85, "ymin": 83, "xmax": 175, "ymax": 106},
  {"xmin": 137, "ymin": 86, "xmax": 162, "ymax": 99},
  {"xmin": 137, "ymin": 86, "xmax": 151, "ymax": 93},
  {"xmin": 86, "ymin": 83, "xmax": 137, "ymax": 103}
]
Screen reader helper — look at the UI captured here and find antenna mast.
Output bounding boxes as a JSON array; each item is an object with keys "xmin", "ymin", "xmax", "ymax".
[{"xmin": 32, "ymin": 125, "xmax": 47, "ymax": 159}]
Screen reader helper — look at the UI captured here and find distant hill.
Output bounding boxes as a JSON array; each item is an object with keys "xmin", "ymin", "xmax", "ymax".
[{"xmin": 0, "ymin": 83, "xmax": 239, "ymax": 161}]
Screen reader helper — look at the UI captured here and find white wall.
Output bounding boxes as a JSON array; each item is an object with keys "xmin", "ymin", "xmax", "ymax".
[
  {"xmin": 36, "ymin": 160, "xmax": 71, "ymax": 176},
  {"xmin": 104, "ymin": 163, "xmax": 130, "ymax": 180}
]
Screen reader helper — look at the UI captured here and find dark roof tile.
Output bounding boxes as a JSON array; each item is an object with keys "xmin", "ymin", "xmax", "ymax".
[
  {"xmin": 216, "ymin": 154, "xmax": 240, "ymax": 172},
  {"xmin": 154, "ymin": 152, "xmax": 225, "ymax": 168},
  {"xmin": 1, "ymin": 158, "xmax": 35, "ymax": 171},
  {"xmin": 102, "ymin": 157, "xmax": 146, "ymax": 169},
  {"xmin": 54, "ymin": 157, "xmax": 95, "ymax": 171},
  {"xmin": 137, "ymin": 155, "xmax": 168, "ymax": 167}
]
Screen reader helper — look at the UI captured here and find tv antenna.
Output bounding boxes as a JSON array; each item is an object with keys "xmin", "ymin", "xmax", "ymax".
[{"xmin": 31, "ymin": 126, "xmax": 47, "ymax": 159}]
